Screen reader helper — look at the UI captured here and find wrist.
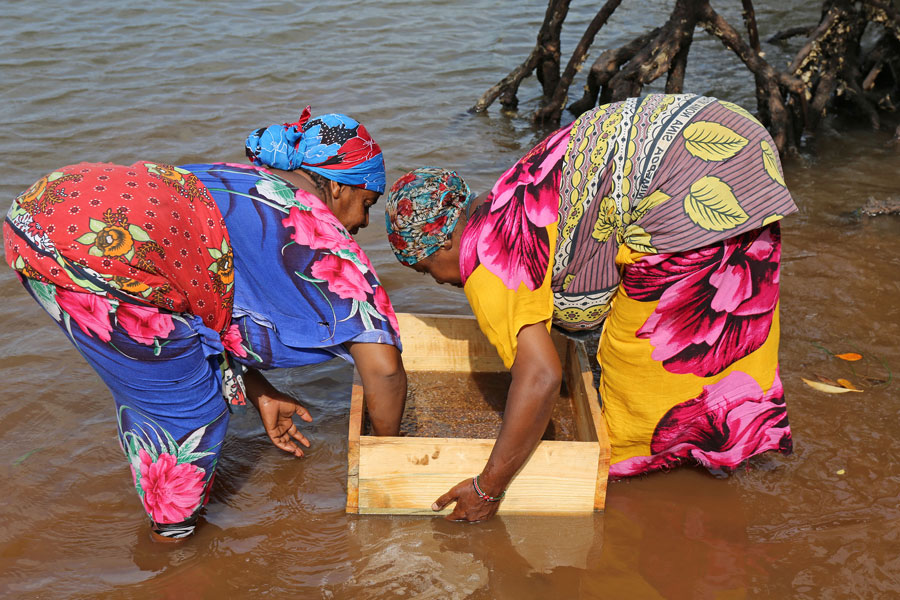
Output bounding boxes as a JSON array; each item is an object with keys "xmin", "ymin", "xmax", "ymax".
[
  {"xmin": 472, "ymin": 474, "xmax": 506, "ymax": 502},
  {"xmin": 243, "ymin": 369, "xmax": 274, "ymax": 405}
]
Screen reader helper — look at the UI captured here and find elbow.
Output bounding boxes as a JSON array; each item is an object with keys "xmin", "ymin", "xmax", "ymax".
[
  {"xmin": 380, "ymin": 365, "xmax": 407, "ymax": 390},
  {"xmin": 527, "ymin": 362, "xmax": 563, "ymax": 401},
  {"xmin": 369, "ymin": 352, "xmax": 407, "ymax": 396},
  {"xmin": 372, "ymin": 350, "xmax": 406, "ymax": 384}
]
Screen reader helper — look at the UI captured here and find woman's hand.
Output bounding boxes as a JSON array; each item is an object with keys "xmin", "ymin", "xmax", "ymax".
[
  {"xmin": 432, "ymin": 478, "xmax": 503, "ymax": 523},
  {"xmin": 244, "ymin": 368, "xmax": 313, "ymax": 457},
  {"xmin": 432, "ymin": 322, "xmax": 561, "ymax": 522}
]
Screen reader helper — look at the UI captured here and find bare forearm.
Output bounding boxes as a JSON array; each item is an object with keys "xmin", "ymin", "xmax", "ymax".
[
  {"xmin": 478, "ymin": 321, "xmax": 562, "ymax": 497},
  {"xmin": 478, "ymin": 369, "xmax": 557, "ymax": 496},
  {"xmin": 243, "ymin": 367, "xmax": 276, "ymax": 406},
  {"xmin": 431, "ymin": 322, "xmax": 561, "ymax": 522},
  {"xmin": 347, "ymin": 343, "xmax": 407, "ymax": 436},
  {"xmin": 363, "ymin": 366, "xmax": 406, "ymax": 435}
]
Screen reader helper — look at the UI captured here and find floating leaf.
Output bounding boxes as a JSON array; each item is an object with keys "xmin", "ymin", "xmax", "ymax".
[
  {"xmin": 13, "ymin": 448, "xmax": 43, "ymax": 466},
  {"xmin": 836, "ymin": 378, "xmax": 861, "ymax": 391},
  {"xmin": 761, "ymin": 140, "xmax": 786, "ymax": 187},
  {"xmin": 683, "ymin": 121, "xmax": 749, "ymax": 161},
  {"xmin": 836, "ymin": 469, "xmax": 846, "ymax": 475},
  {"xmin": 815, "ymin": 374, "xmax": 839, "ymax": 386},
  {"xmin": 683, "ymin": 176, "xmax": 749, "ymax": 232},
  {"xmin": 802, "ymin": 378, "xmax": 863, "ymax": 393},
  {"xmin": 835, "ymin": 353, "xmax": 862, "ymax": 361}
]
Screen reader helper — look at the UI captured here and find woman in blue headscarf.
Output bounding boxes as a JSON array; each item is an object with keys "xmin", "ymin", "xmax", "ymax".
[
  {"xmin": 5, "ymin": 106, "xmax": 405, "ymax": 542},
  {"xmin": 243, "ymin": 106, "xmax": 387, "ymax": 230}
]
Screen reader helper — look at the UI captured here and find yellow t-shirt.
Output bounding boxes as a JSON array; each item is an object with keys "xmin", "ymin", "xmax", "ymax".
[{"xmin": 463, "ymin": 224, "xmax": 557, "ymax": 368}]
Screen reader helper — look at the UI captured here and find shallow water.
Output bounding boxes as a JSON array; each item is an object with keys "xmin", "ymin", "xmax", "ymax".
[{"xmin": 1, "ymin": 1, "xmax": 898, "ymax": 598}]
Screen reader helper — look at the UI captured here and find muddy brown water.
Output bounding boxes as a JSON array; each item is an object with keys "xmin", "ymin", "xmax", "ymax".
[{"xmin": 1, "ymin": 1, "xmax": 899, "ymax": 598}]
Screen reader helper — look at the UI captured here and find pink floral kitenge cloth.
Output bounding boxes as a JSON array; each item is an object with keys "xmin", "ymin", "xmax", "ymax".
[{"xmin": 458, "ymin": 94, "xmax": 797, "ymax": 478}]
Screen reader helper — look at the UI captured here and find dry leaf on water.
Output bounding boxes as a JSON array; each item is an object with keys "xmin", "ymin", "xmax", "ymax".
[
  {"xmin": 834, "ymin": 352, "xmax": 863, "ymax": 361},
  {"xmin": 836, "ymin": 378, "xmax": 861, "ymax": 391},
  {"xmin": 801, "ymin": 378, "xmax": 863, "ymax": 393}
]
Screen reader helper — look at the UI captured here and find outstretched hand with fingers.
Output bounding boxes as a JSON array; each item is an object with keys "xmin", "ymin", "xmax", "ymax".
[
  {"xmin": 255, "ymin": 391, "xmax": 312, "ymax": 457},
  {"xmin": 244, "ymin": 367, "xmax": 313, "ymax": 457}
]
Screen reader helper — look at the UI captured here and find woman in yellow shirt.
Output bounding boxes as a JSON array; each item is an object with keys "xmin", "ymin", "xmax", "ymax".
[{"xmin": 385, "ymin": 94, "xmax": 796, "ymax": 522}]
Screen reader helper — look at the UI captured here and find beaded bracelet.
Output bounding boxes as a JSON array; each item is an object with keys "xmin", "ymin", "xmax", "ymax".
[{"xmin": 472, "ymin": 475, "xmax": 505, "ymax": 502}]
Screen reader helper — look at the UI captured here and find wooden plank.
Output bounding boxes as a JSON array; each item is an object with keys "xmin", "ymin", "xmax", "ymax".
[
  {"xmin": 565, "ymin": 340, "xmax": 597, "ymax": 443},
  {"xmin": 345, "ymin": 370, "xmax": 364, "ymax": 514},
  {"xmin": 395, "ymin": 313, "xmax": 505, "ymax": 372},
  {"xmin": 395, "ymin": 312, "xmax": 568, "ymax": 372},
  {"xmin": 572, "ymin": 341, "xmax": 611, "ymax": 511},
  {"xmin": 357, "ymin": 436, "xmax": 599, "ymax": 515}
]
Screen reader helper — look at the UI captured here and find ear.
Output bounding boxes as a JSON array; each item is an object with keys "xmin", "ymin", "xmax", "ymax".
[
  {"xmin": 328, "ymin": 179, "xmax": 343, "ymax": 201},
  {"xmin": 441, "ymin": 215, "xmax": 464, "ymax": 250}
]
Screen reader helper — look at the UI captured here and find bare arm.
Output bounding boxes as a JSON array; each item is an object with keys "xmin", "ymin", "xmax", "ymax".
[
  {"xmin": 347, "ymin": 342, "xmax": 407, "ymax": 436},
  {"xmin": 433, "ymin": 322, "xmax": 562, "ymax": 521}
]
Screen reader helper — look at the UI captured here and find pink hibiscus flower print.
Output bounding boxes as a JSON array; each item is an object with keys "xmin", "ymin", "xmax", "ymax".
[
  {"xmin": 310, "ymin": 254, "xmax": 373, "ymax": 301},
  {"xmin": 460, "ymin": 126, "xmax": 569, "ymax": 290},
  {"xmin": 373, "ymin": 285, "xmax": 400, "ymax": 334},
  {"xmin": 116, "ymin": 302, "xmax": 175, "ymax": 345},
  {"xmin": 222, "ymin": 323, "xmax": 248, "ymax": 358},
  {"xmin": 610, "ymin": 370, "xmax": 791, "ymax": 478},
  {"xmin": 138, "ymin": 449, "xmax": 206, "ymax": 524},
  {"xmin": 625, "ymin": 225, "xmax": 781, "ymax": 377},
  {"xmin": 55, "ymin": 288, "xmax": 113, "ymax": 342},
  {"xmin": 282, "ymin": 204, "xmax": 352, "ymax": 252}
]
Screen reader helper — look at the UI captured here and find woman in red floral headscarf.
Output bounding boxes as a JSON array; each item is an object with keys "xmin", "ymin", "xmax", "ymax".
[{"xmin": 4, "ymin": 107, "xmax": 406, "ymax": 541}]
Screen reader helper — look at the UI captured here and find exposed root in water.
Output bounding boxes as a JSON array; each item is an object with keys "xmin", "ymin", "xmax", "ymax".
[{"xmin": 471, "ymin": 0, "xmax": 900, "ymax": 155}]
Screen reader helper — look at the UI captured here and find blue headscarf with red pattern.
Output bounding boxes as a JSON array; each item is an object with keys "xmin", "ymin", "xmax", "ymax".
[{"xmin": 245, "ymin": 106, "xmax": 385, "ymax": 193}]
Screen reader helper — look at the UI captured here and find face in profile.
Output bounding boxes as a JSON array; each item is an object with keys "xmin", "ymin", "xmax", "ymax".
[
  {"xmin": 330, "ymin": 185, "xmax": 380, "ymax": 234},
  {"xmin": 410, "ymin": 252, "xmax": 463, "ymax": 288}
]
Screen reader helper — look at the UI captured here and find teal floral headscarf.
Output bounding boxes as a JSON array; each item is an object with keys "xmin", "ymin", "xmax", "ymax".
[{"xmin": 385, "ymin": 167, "xmax": 475, "ymax": 265}]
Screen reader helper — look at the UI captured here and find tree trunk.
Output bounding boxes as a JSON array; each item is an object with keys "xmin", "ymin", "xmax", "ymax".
[{"xmin": 472, "ymin": 0, "xmax": 900, "ymax": 154}]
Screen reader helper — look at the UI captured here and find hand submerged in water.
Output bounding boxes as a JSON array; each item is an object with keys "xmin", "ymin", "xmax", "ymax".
[
  {"xmin": 244, "ymin": 368, "xmax": 313, "ymax": 457},
  {"xmin": 432, "ymin": 477, "xmax": 503, "ymax": 523}
]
